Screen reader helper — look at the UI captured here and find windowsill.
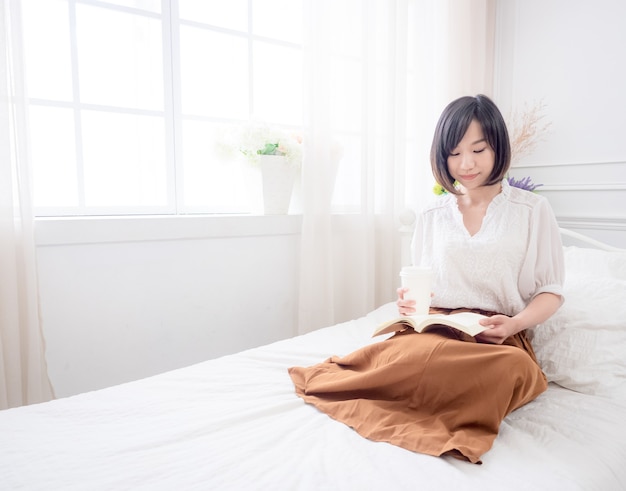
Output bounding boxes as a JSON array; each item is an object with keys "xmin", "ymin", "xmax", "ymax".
[{"xmin": 34, "ymin": 214, "xmax": 304, "ymax": 246}]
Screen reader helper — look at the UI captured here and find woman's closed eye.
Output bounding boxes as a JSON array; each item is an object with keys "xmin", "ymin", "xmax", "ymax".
[{"xmin": 450, "ymin": 147, "xmax": 486, "ymax": 156}]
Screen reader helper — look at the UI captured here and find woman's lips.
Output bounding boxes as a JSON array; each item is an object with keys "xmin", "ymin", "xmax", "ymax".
[{"xmin": 459, "ymin": 174, "xmax": 479, "ymax": 181}]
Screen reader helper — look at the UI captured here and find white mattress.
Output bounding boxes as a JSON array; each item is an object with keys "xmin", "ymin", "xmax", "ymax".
[{"xmin": 1, "ymin": 302, "xmax": 625, "ymax": 490}]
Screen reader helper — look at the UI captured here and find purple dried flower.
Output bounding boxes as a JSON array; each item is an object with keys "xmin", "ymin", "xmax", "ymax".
[{"xmin": 507, "ymin": 175, "xmax": 543, "ymax": 192}]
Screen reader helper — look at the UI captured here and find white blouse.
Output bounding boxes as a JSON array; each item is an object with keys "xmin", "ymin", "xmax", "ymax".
[{"xmin": 411, "ymin": 179, "xmax": 564, "ymax": 317}]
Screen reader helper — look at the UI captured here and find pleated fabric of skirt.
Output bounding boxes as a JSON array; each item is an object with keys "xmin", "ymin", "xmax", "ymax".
[{"xmin": 288, "ymin": 327, "xmax": 547, "ymax": 464}]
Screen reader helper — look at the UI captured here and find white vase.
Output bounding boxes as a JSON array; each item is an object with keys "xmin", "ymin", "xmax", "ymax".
[{"xmin": 258, "ymin": 155, "xmax": 298, "ymax": 214}]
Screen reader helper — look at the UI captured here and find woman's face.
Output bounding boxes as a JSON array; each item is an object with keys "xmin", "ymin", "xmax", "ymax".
[{"xmin": 447, "ymin": 119, "xmax": 495, "ymax": 190}]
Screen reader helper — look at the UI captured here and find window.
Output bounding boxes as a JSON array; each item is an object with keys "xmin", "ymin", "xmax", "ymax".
[
  {"xmin": 21, "ymin": 0, "xmax": 418, "ymax": 217},
  {"xmin": 21, "ymin": 0, "xmax": 304, "ymax": 216}
]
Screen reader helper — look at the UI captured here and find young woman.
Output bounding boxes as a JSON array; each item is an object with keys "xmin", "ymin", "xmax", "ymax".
[{"xmin": 289, "ymin": 94, "xmax": 564, "ymax": 464}]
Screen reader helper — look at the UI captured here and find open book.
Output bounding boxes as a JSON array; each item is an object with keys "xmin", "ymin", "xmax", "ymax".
[{"xmin": 373, "ymin": 312, "xmax": 490, "ymax": 338}]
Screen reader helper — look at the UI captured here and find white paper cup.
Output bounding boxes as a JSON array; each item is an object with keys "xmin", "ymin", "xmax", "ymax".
[{"xmin": 400, "ymin": 266, "xmax": 432, "ymax": 315}]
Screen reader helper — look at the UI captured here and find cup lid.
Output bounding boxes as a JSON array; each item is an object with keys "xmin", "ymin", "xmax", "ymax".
[{"xmin": 400, "ymin": 266, "xmax": 432, "ymax": 276}]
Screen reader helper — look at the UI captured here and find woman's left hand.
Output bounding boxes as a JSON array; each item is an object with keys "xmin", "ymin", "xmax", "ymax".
[
  {"xmin": 476, "ymin": 293, "xmax": 563, "ymax": 344},
  {"xmin": 475, "ymin": 314, "xmax": 521, "ymax": 345}
]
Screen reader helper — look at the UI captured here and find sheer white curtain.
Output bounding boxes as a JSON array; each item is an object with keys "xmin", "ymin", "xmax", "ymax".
[
  {"xmin": 298, "ymin": 0, "xmax": 495, "ymax": 334},
  {"xmin": 0, "ymin": 0, "xmax": 53, "ymax": 409}
]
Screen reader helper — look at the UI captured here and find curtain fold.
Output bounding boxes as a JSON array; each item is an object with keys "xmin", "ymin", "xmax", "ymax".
[
  {"xmin": 298, "ymin": 0, "xmax": 496, "ymax": 334},
  {"xmin": 298, "ymin": 0, "xmax": 412, "ymax": 334},
  {"xmin": 0, "ymin": 0, "xmax": 54, "ymax": 409},
  {"xmin": 298, "ymin": 0, "xmax": 334, "ymax": 333}
]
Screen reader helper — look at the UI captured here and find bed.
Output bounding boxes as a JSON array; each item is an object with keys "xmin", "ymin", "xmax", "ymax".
[{"xmin": 1, "ymin": 230, "xmax": 625, "ymax": 490}]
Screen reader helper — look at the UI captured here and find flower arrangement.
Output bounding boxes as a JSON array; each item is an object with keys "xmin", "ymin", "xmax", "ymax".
[
  {"xmin": 506, "ymin": 175, "xmax": 542, "ymax": 192},
  {"xmin": 504, "ymin": 100, "xmax": 550, "ymax": 192},
  {"xmin": 218, "ymin": 122, "xmax": 303, "ymax": 167},
  {"xmin": 433, "ymin": 183, "xmax": 448, "ymax": 196}
]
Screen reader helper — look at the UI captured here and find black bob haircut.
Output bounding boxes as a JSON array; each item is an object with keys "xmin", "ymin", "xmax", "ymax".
[{"xmin": 430, "ymin": 94, "xmax": 511, "ymax": 195}]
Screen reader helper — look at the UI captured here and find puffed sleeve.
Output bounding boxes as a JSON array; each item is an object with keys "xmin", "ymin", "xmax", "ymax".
[{"xmin": 518, "ymin": 197, "xmax": 565, "ymax": 304}]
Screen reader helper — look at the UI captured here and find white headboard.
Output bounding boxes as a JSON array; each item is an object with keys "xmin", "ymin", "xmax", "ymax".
[{"xmin": 559, "ymin": 227, "xmax": 624, "ymax": 252}]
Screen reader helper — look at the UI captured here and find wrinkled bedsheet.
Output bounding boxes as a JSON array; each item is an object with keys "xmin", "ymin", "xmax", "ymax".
[{"xmin": 1, "ymin": 303, "xmax": 625, "ymax": 490}]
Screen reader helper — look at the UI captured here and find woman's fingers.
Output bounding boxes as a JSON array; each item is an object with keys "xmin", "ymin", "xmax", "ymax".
[{"xmin": 396, "ymin": 291, "xmax": 416, "ymax": 315}]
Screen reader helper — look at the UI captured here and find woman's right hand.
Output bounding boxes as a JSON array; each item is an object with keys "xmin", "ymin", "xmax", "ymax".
[{"xmin": 396, "ymin": 287, "xmax": 416, "ymax": 316}]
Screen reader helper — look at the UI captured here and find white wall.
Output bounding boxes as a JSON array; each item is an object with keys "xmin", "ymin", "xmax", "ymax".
[
  {"xmin": 36, "ymin": 216, "xmax": 301, "ymax": 397},
  {"xmin": 494, "ymin": 0, "xmax": 626, "ymax": 247}
]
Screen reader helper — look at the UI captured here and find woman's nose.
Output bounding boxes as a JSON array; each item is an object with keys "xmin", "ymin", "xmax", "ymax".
[{"xmin": 460, "ymin": 153, "xmax": 474, "ymax": 169}]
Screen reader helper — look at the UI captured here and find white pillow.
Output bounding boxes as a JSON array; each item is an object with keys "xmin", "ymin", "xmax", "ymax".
[{"xmin": 529, "ymin": 246, "xmax": 626, "ymax": 400}]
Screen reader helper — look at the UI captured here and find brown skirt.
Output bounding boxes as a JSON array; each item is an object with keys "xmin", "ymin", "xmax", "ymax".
[{"xmin": 288, "ymin": 311, "xmax": 547, "ymax": 464}]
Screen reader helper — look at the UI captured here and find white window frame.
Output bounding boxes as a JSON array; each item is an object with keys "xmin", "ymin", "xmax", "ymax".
[{"xmin": 27, "ymin": 0, "xmax": 304, "ymax": 217}]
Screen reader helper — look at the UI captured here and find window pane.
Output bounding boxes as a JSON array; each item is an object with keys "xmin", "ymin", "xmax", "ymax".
[
  {"xmin": 21, "ymin": 0, "xmax": 73, "ymax": 101},
  {"xmin": 97, "ymin": 0, "xmax": 161, "ymax": 14},
  {"xmin": 329, "ymin": 0, "xmax": 362, "ymax": 57},
  {"xmin": 253, "ymin": 42, "xmax": 303, "ymax": 125},
  {"xmin": 253, "ymin": 0, "xmax": 303, "ymax": 44},
  {"xmin": 29, "ymin": 106, "xmax": 78, "ymax": 207},
  {"xmin": 81, "ymin": 111, "xmax": 167, "ymax": 206},
  {"xmin": 181, "ymin": 121, "xmax": 251, "ymax": 212},
  {"xmin": 179, "ymin": 27, "xmax": 248, "ymax": 118},
  {"xmin": 76, "ymin": 4, "xmax": 164, "ymax": 110},
  {"xmin": 179, "ymin": 0, "xmax": 248, "ymax": 31},
  {"xmin": 330, "ymin": 57, "xmax": 362, "ymax": 132},
  {"xmin": 331, "ymin": 135, "xmax": 361, "ymax": 211}
]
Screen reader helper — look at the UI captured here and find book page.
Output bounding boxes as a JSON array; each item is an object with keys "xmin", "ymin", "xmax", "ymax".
[{"xmin": 374, "ymin": 312, "xmax": 489, "ymax": 338}]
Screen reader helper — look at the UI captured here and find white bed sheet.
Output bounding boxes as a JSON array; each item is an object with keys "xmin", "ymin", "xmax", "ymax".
[{"xmin": 1, "ymin": 302, "xmax": 625, "ymax": 491}]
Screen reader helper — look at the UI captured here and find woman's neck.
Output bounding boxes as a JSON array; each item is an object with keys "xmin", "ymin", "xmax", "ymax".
[
  {"xmin": 457, "ymin": 182, "xmax": 502, "ymax": 208},
  {"xmin": 455, "ymin": 182, "xmax": 502, "ymax": 236}
]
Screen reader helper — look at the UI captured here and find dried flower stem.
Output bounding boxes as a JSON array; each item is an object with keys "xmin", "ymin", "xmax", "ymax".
[{"xmin": 507, "ymin": 101, "xmax": 552, "ymax": 164}]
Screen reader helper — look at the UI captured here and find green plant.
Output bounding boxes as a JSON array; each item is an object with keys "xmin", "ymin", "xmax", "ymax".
[{"xmin": 219, "ymin": 122, "xmax": 302, "ymax": 166}]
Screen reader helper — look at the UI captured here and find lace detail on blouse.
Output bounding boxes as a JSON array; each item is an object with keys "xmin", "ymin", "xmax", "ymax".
[{"xmin": 411, "ymin": 179, "xmax": 564, "ymax": 316}]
